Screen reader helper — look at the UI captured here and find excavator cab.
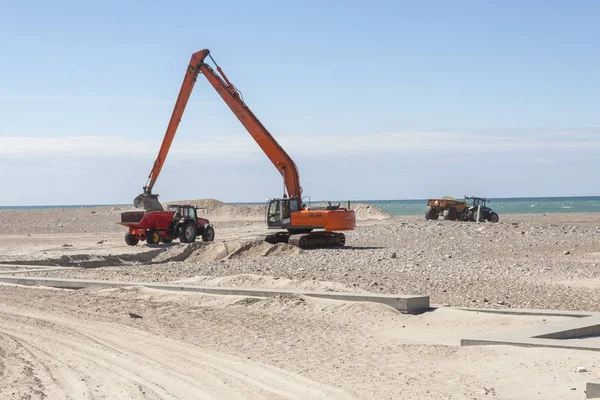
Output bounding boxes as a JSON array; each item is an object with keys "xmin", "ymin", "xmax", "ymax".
[{"xmin": 266, "ymin": 198, "xmax": 295, "ymax": 228}]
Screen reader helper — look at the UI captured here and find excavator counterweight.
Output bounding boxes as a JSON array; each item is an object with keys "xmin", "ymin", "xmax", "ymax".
[{"xmin": 133, "ymin": 49, "xmax": 355, "ymax": 248}]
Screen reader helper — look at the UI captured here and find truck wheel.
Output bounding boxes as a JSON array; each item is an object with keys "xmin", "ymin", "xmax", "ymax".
[
  {"xmin": 443, "ymin": 207, "xmax": 457, "ymax": 220},
  {"xmin": 180, "ymin": 223, "xmax": 196, "ymax": 243},
  {"xmin": 146, "ymin": 230, "xmax": 160, "ymax": 244},
  {"xmin": 125, "ymin": 233, "xmax": 139, "ymax": 246},
  {"xmin": 425, "ymin": 206, "xmax": 438, "ymax": 220},
  {"xmin": 202, "ymin": 226, "xmax": 215, "ymax": 242},
  {"xmin": 488, "ymin": 212, "xmax": 499, "ymax": 223}
]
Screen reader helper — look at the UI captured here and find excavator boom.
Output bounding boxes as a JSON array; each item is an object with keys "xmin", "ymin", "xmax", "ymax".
[{"xmin": 135, "ymin": 49, "xmax": 302, "ymax": 211}]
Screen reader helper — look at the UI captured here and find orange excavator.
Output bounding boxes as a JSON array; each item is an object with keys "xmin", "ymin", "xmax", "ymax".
[{"xmin": 134, "ymin": 49, "xmax": 355, "ymax": 248}]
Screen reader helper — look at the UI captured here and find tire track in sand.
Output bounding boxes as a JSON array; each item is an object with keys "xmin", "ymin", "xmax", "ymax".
[{"xmin": 0, "ymin": 307, "xmax": 354, "ymax": 400}]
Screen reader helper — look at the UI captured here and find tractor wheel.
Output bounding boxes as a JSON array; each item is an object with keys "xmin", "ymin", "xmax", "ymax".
[
  {"xmin": 125, "ymin": 233, "xmax": 139, "ymax": 246},
  {"xmin": 146, "ymin": 230, "xmax": 160, "ymax": 245},
  {"xmin": 443, "ymin": 207, "xmax": 457, "ymax": 221},
  {"xmin": 202, "ymin": 226, "xmax": 215, "ymax": 242},
  {"xmin": 425, "ymin": 206, "xmax": 439, "ymax": 220},
  {"xmin": 470, "ymin": 211, "xmax": 483, "ymax": 222},
  {"xmin": 179, "ymin": 223, "xmax": 197, "ymax": 243},
  {"xmin": 488, "ymin": 212, "xmax": 499, "ymax": 223},
  {"xmin": 161, "ymin": 235, "xmax": 173, "ymax": 244}
]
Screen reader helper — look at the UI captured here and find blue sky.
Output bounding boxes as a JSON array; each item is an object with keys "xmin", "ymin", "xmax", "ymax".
[{"xmin": 1, "ymin": 0, "xmax": 599, "ymax": 205}]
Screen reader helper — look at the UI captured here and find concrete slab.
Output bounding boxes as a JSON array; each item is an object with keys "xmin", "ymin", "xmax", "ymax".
[
  {"xmin": 457, "ymin": 306, "xmax": 595, "ymax": 318},
  {"xmin": 461, "ymin": 308, "xmax": 600, "ymax": 352},
  {"xmin": 0, "ymin": 276, "xmax": 430, "ymax": 314},
  {"xmin": 587, "ymin": 379, "xmax": 600, "ymax": 398}
]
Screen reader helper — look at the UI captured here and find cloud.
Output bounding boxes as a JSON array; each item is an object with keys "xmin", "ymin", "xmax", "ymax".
[
  {"xmin": 1, "ymin": 128, "xmax": 599, "ymax": 160},
  {"xmin": 0, "ymin": 136, "xmax": 256, "ymax": 158}
]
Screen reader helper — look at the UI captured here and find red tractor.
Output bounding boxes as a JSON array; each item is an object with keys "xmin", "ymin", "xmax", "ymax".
[{"xmin": 120, "ymin": 204, "xmax": 215, "ymax": 246}]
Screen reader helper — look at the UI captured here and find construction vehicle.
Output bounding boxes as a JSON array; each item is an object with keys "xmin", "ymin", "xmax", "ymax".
[
  {"xmin": 120, "ymin": 204, "xmax": 214, "ymax": 245},
  {"xmin": 132, "ymin": 49, "xmax": 355, "ymax": 248},
  {"xmin": 425, "ymin": 196, "xmax": 499, "ymax": 223}
]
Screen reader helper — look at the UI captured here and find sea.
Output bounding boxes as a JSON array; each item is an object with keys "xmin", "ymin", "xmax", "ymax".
[{"xmin": 2, "ymin": 196, "xmax": 600, "ymax": 216}]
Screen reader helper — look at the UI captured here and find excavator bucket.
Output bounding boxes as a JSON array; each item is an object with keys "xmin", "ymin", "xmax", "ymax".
[{"xmin": 133, "ymin": 193, "xmax": 164, "ymax": 212}]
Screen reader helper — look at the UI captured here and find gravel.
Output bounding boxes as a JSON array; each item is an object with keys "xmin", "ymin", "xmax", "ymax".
[{"xmin": 4, "ymin": 206, "xmax": 600, "ymax": 312}]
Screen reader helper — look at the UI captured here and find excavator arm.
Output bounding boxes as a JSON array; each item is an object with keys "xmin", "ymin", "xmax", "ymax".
[{"xmin": 134, "ymin": 49, "xmax": 302, "ymax": 211}]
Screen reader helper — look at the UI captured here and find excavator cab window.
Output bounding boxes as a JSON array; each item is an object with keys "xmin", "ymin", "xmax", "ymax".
[
  {"xmin": 267, "ymin": 200, "xmax": 281, "ymax": 226},
  {"xmin": 267, "ymin": 199, "xmax": 292, "ymax": 228},
  {"xmin": 282, "ymin": 200, "xmax": 291, "ymax": 219}
]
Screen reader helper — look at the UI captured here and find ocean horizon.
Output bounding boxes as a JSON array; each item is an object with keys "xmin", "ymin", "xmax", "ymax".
[{"xmin": 2, "ymin": 196, "xmax": 600, "ymax": 216}]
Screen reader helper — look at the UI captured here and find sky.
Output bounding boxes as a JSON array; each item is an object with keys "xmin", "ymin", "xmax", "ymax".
[{"xmin": 1, "ymin": 0, "xmax": 599, "ymax": 205}]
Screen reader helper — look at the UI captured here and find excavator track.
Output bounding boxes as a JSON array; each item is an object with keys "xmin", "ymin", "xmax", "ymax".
[
  {"xmin": 260, "ymin": 232, "xmax": 291, "ymax": 245},
  {"xmin": 288, "ymin": 232, "xmax": 345, "ymax": 249},
  {"xmin": 259, "ymin": 231, "xmax": 346, "ymax": 249}
]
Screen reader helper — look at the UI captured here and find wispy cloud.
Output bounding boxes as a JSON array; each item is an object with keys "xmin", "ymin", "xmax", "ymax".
[
  {"xmin": 0, "ymin": 136, "xmax": 255, "ymax": 158},
  {"xmin": 1, "ymin": 129, "xmax": 599, "ymax": 159}
]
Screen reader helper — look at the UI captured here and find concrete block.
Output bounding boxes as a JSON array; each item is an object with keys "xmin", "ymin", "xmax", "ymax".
[
  {"xmin": 587, "ymin": 379, "xmax": 600, "ymax": 398},
  {"xmin": 0, "ymin": 276, "xmax": 429, "ymax": 314}
]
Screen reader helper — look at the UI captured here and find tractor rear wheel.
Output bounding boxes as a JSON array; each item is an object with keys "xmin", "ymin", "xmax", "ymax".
[
  {"xmin": 488, "ymin": 212, "xmax": 499, "ymax": 223},
  {"xmin": 180, "ymin": 223, "xmax": 197, "ymax": 243},
  {"xmin": 146, "ymin": 230, "xmax": 160, "ymax": 245},
  {"xmin": 202, "ymin": 226, "xmax": 215, "ymax": 242},
  {"xmin": 125, "ymin": 233, "xmax": 139, "ymax": 246},
  {"xmin": 425, "ymin": 206, "xmax": 438, "ymax": 220},
  {"xmin": 443, "ymin": 207, "xmax": 457, "ymax": 220}
]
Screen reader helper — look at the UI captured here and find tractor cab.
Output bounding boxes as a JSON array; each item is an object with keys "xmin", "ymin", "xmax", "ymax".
[
  {"xmin": 266, "ymin": 198, "xmax": 299, "ymax": 228},
  {"xmin": 168, "ymin": 204, "xmax": 197, "ymax": 221},
  {"xmin": 465, "ymin": 196, "xmax": 490, "ymax": 211}
]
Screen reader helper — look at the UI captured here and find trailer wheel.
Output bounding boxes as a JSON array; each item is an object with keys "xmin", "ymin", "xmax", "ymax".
[
  {"xmin": 443, "ymin": 207, "xmax": 457, "ymax": 220},
  {"xmin": 180, "ymin": 223, "xmax": 196, "ymax": 243},
  {"xmin": 146, "ymin": 230, "xmax": 160, "ymax": 245},
  {"xmin": 425, "ymin": 206, "xmax": 438, "ymax": 220},
  {"xmin": 488, "ymin": 212, "xmax": 499, "ymax": 223},
  {"xmin": 125, "ymin": 233, "xmax": 139, "ymax": 246},
  {"xmin": 202, "ymin": 226, "xmax": 215, "ymax": 242}
]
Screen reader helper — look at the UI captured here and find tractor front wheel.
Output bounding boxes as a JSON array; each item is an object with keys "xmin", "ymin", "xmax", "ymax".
[
  {"xmin": 146, "ymin": 230, "xmax": 160, "ymax": 245},
  {"xmin": 125, "ymin": 233, "xmax": 139, "ymax": 246},
  {"xmin": 488, "ymin": 212, "xmax": 499, "ymax": 223},
  {"xmin": 202, "ymin": 226, "xmax": 215, "ymax": 242}
]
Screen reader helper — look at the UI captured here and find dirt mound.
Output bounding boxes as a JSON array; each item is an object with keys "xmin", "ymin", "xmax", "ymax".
[
  {"xmin": 152, "ymin": 240, "xmax": 301, "ymax": 264},
  {"xmin": 9, "ymin": 240, "xmax": 301, "ymax": 268},
  {"xmin": 173, "ymin": 274, "xmax": 365, "ymax": 293},
  {"xmin": 352, "ymin": 204, "xmax": 392, "ymax": 220},
  {"xmin": 167, "ymin": 199, "xmax": 391, "ymax": 222},
  {"xmin": 165, "ymin": 199, "xmax": 264, "ymax": 222}
]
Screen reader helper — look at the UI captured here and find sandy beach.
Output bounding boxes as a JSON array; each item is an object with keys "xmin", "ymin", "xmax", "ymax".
[{"xmin": 2, "ymin": 201, "xmax": 600, "ymax": 399}]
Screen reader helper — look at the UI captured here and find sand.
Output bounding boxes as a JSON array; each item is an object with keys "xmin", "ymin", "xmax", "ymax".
[{"xmin": 1, "ymin": 201, "xmax": 600, "ymax": 399}]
